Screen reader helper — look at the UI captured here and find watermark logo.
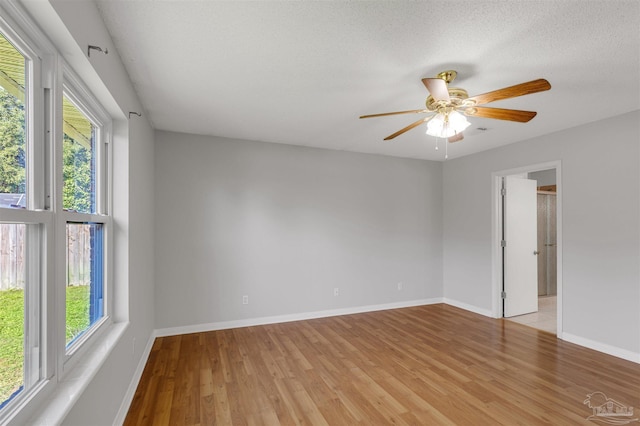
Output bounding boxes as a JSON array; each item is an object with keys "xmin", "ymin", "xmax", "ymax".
[{"xmin": 584, "ymin": 391, "xmax": 639, "ymax": 425}]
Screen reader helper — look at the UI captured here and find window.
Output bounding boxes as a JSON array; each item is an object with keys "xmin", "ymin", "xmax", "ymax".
[
  {"xmin": 0, "ymin": 25, "xmax": 43, "ymax": 414},
  {"xmin": 0, "ymin": 33, "xmax": 26, "ymax": 209},
  {"xmin": 0, "ymin": 5, "xmax": 113, "ymax": 422},
  {"xmin": 0, "ymin": 224, "xmax": 26, "ymax": 408},
  {"xmin": 62, "ymin": 95, "xmax": 96, "ymax": 214},
  {"xmin": 61, "ymin": 91, "xmax": 109, "ymax": 353},
  {"xmin": 65, "ymin": 222, "xmax": 104, "ymax": 347}
]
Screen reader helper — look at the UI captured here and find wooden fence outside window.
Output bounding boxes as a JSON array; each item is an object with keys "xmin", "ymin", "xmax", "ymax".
[{"xmin": 0, "ymin": 223, "xmax": 91, "ymax": 290}]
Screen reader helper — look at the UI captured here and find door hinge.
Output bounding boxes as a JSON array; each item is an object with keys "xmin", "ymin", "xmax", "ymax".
[
  {"xmin": 501, "ymin": 187, "xmax": 506, "ymax": 196},
  {"xmin": 501, "ymin": 291, "xmax": 507, "ymax": 299},
  {"xmin": 501, "ymin": 240, "xmax": 506, "ymax": 248}
]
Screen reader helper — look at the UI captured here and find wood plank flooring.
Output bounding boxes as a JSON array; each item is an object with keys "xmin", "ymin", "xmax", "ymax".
[{"xmin": 125, "ymin": 304, "xmax": 640, "ymax": 425}]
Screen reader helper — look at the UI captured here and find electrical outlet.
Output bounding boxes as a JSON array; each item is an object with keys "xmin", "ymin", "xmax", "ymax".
[
  {"xmin": 242, "ymin": 295, "xmax": 249, "ymax": 305},
  {"xmin": 397, "ymin": 282, "xmax": 403, "ymax": 291},
  {"xmin": 334, "ymin": 287, "xmax": 339, "ymax": 296}
]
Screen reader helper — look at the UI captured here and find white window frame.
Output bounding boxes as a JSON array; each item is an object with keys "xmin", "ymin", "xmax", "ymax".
[
  {"xmin": 0, "ymin": 3, "xmax": 114, "ymax": 423},
  {"xmin": 0, "ymin": 9, "xmax": 50, "ymax": 424},
  {"xmin": 57, "ymin": 70, "xmax": 113, "ymax": 372}
]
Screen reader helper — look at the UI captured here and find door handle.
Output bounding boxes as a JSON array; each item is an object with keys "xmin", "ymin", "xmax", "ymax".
[{"xmin": 533, "ymin": 250, "xmax": 540, "ymax": 255}]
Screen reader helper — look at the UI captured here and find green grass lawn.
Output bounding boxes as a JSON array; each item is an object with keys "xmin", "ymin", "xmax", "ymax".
[
  {"xmin": 0, "ymin": 286, "xmax": 89, "ymax": 405},
  {"xmin": 0, "ymin": 289, "xmax": 23, "ymax": 406},
  {"xmin": 66, "ymin": 285, "xmax": 90, "ymax": 345}
]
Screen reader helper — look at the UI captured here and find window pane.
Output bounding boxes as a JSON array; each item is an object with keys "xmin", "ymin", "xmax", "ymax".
[
  {"xmin": 0, "ymin": 224, "xmax": 25, "ymax": 408},
  {"xmin": 0, "ymin": 33, "xmax": 27, "ymax": 210},
  {"xmin": 63, "ymin": 97, "xmax": 96, "ymax": 214},
  {"xmin": 66, "ymin": 223, "xmax": 103, "ymax": 347}
]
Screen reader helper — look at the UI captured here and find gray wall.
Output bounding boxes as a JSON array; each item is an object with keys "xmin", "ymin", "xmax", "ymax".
[
  {"xmin": 443, "ymin": 110, "xmax": 640, "ymax": 356},
  {"xmin": 155, "ymin": 132, "xmax": 443, "ymax": 328}
]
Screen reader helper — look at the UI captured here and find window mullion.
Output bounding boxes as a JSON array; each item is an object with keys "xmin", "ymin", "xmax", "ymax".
[{"xmin": 28, "ymin": 56, "xmax": 45, "ymax": 211}]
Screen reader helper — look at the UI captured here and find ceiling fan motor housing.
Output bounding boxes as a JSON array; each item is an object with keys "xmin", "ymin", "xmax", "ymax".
[{"xmin": 425, "ymin": 87, "xmax": 471, "ymax": 111}]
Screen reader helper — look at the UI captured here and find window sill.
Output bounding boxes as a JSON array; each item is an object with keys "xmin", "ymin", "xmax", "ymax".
[{"xmin": 26, "ymin": 322, "xmax": 129, "ymax": 425}]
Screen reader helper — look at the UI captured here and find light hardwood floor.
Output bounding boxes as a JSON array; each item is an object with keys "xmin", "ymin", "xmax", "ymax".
[{"xmin": 125, "ymin": 304, "xmax": 640, "ymax": 425}]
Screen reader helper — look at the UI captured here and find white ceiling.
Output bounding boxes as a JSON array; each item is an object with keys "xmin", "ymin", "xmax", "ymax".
[{"xmin": 95, "ymin": 1, "xmax": 640, "ymax": 161}]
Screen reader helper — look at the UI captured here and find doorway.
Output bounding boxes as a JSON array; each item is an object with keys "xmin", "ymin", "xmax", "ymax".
[
  {"xmin": 508, "ymin": 169, "xmax": 557, "ymax": 333},
  {"xmin": 492, "ymin": 162, "xmax": 562, "ymax": 336}
]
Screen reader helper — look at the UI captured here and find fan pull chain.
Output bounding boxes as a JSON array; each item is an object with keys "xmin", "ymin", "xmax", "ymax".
[
  {"xmin": 445, "ymin": 139, "xmax": 449, "ymax": 160},
  {"xmin": 435, "ymin": 138, "xmax": 439, "ymax": 151}
]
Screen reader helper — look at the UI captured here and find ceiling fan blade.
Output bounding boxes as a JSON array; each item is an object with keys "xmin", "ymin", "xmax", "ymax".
[
  {"xmin": 448, "ymin": 133, "xmax": 464, "ymax": 143},
  {"xmin": 383, "ymin": 116, "xmax": 433, "ymax": 140},
  {"xmin": 360, "ymin": 109, "xmax": 429, "ymax": 119},
  {"xmin": 464, "ymin": 106, "xmax": 537, "ymax": 122},
  {"xmin": 466, "ymin": 79, "xmax": 551, "ymax": 106},
  {"xmin": 422, "ymin": 78, "xmax": 450, "ymax": 101}
]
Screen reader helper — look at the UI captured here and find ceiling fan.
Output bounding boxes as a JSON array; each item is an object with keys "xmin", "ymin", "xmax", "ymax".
[{"xmin": 360, "ymin": 70, "xmax": 551, "ymax": 142}]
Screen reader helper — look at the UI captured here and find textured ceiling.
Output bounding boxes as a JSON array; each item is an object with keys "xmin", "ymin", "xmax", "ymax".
[{"xmin": 96, "ymin": 1, "xmax": 640, "ymax": 161}]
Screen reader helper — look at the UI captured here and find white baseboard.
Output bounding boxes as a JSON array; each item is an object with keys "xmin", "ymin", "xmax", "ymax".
[
  {"xmin": 561, "ymin": 332, "xmax": 640, "ymax": 364},
  {"xmin": 113, "ymin": 332, "xmax": 158, "ymax": 426},
  {"xmin": 442, "ymin": 298, "xmax": 494, "ymax": 318},
  {"xmin": 155, "ymin": 298, "xmax": 444, "ymax": 337}
]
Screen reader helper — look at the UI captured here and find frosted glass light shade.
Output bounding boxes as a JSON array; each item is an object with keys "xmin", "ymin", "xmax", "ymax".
[{"xmin": 426, "ymin": 111, "xmax": 470, "ymax": 138}]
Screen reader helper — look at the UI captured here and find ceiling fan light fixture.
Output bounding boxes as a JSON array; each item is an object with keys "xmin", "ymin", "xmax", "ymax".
[{"xmin": 426, "ymin": 110, "xmax": 470, "ymax": 138}]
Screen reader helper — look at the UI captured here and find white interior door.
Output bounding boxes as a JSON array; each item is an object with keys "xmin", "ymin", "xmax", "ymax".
[{"xmin": 504, "ymin": 176, "xmax": 538, "ymax": 317}]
